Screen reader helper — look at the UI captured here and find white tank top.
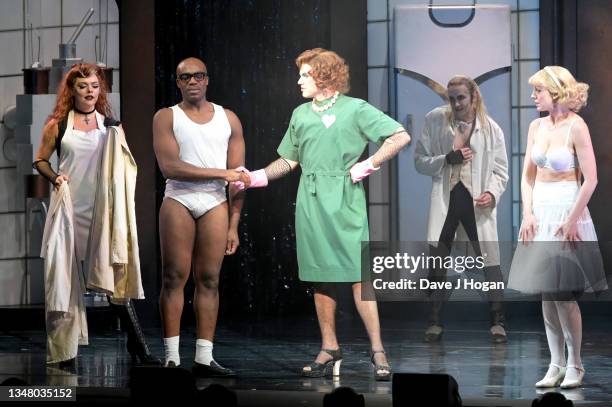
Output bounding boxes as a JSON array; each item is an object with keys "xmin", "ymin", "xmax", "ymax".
[
  {"xmin": 165, "ymin": 103, "xmax": 231, "ymax": 194},
  {"xmin": 57, "ymin": 110, "xmax": 106, "ymax": 261}
]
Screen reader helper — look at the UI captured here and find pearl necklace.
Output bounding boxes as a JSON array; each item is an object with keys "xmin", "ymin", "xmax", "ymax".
[{"xmin": 312, "ymin": 91, "xmax": 339, "ymax": 112}]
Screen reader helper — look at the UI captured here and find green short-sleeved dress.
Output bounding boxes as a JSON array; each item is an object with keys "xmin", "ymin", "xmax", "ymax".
[{"xmin": 277, "ymin": 94, "xmax": 402, "ymax": 282}]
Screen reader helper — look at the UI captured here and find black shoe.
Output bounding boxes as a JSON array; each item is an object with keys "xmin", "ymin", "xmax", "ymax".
[
  {"xmin": 56, "ymin": 358, "xmax": 77, "ymax": 374},
  {"xmin": 192, "ymin": 360, "xmax": 236, "ymax": 377},
  {"xmin": 112, "ymin": 301, "xmax": 162, "ymax": 366},
  {"xmin": 301, "ymin": 349, "xmax": 342, "ymax": 378},
  {"xmin": 127, "ymin": 337, "xmax": 162, "ymax": 365}
]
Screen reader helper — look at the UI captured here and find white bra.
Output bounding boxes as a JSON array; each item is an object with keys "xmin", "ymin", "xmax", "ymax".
[{"xmin": 530, "ymin": 119, "xmax": 579, "ymax": 172}]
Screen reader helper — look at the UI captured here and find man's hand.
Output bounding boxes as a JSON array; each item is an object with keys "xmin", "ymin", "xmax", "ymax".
[
  {"xmin": 233, "ymin": 168, "xmax": 269, "ymax": 191},
  {"xmin": 445, "ymin": 147, "xmax": 473, "ymax": 164},
  {"xmin": 350, "ymin": 157, "xmax": 379, "ymax": 183},
  {"xmin": 224, "ymin": 169, "xmax": 251, "ymax": 187},
  {"xmin": 474, "ymin": 191, "xmax": 495, "ymax": 208},
  {"xmin": 226, "ymin": 228, "xmax": 239, "ymax": 255}
]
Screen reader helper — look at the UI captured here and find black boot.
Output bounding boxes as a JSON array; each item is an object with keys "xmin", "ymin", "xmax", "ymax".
[{"xmin": 112, "ymin": 301, "xmax": 162, "ymax": 365}]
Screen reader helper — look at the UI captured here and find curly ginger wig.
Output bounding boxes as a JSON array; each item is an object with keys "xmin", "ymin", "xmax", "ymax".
[{"xmin": 295, "ymin": 48, "xmax": 350, "ymax": 94}]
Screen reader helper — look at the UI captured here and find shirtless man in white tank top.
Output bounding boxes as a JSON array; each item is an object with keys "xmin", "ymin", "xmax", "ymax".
[{"xmin": 153, "ymin": 57, "xmax": 250, "ymax": 375}]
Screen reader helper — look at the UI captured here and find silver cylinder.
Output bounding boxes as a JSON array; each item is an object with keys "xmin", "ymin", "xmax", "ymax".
[{"xmin": 58, "ymin": 43, "xmax": 76, "ymax": 59}]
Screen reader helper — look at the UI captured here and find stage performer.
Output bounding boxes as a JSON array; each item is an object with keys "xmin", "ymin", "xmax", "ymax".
[
  {"xmin": 34, "ymin": 63, "xmax": 160, "ymax": 369},
  {"xmin": 153, "ymin": 57, "xmax": 249, "ymax": 376},
  {"xmin": 235, "ymin": 48, "xmax": 410, "ymax": 381}
]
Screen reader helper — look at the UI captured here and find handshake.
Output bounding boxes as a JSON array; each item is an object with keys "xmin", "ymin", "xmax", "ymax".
[
  {"xmin": 230, "ymin": 167, "xmax": 268, "ymax": 191},
  {"xmin": 230, "ymin": 158, "xmax": 380, "ymax": 191}
]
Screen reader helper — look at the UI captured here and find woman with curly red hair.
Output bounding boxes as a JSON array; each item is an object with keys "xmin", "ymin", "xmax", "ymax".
[
  {"xmin": 33, "ymin": 63, "xmax": 160, "ymax": 369},
  {"xmin": 235, "ymin": 48, "xmax": 411, "ymax": 380}
]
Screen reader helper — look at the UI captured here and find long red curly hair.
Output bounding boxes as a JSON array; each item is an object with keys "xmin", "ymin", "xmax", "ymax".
[{"xmin": 49, "ymin": 63, "xmax": 113, "ymax": 123}]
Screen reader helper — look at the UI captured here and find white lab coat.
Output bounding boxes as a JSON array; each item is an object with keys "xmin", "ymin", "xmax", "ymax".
[
  {"xmin": 414, "ymin": 106, "xmax": 508, "ymax": 266},
  {"xmin": 40, "ymin": 183, "xmax": 88, "ymax": 363}
]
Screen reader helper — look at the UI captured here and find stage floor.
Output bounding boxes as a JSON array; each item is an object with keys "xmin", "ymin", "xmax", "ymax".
[{"xmin": 1, "ymin": 316, "xmax": 612, "ymax": 406}]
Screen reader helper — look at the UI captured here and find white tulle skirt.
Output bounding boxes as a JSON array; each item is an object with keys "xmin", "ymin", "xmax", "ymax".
[{"xmin": 508, "ymin": 181, "xmax": 608, "ymax": 294}]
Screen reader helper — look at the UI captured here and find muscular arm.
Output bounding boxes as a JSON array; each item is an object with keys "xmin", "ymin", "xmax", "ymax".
[
  {"xmin": 370, "ymin": 128, "xmax": 411, "ymax": 167},
  {"xmin": 226, "ymin": 110, "xmax": 246, "ymax": 231},
  {"xmin": 153, "ymin": 108, "xmax": 244, "ymax": 183}
]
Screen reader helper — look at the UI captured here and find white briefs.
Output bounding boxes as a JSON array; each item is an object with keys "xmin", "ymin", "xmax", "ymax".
[{"xmin": 165, "ymin": 188, "xmax": 227, "ymax": 219}]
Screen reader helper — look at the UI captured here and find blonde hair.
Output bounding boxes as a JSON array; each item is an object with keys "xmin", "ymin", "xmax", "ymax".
[
  {"xmin": 528, "ymin": 66, "xmax": 589, "ymax": 112},
  {"xmin": 295, "ymin": 48, "xmax": 350, "ymax": 94},
  {"xmin": 446, "ymin": 75, "xmax": 490, "ymax": 130}
]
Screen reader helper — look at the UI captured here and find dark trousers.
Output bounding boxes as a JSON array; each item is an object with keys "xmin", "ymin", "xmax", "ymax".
[{"xmin": 428, "ymin": 182, "xmax": 505, "ymax": 326}]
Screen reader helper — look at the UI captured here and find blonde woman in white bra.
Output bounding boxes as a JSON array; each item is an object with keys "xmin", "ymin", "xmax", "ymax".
[{"xmin": 508, "ymin": 66, "xmax": 607, "ymax": 389}]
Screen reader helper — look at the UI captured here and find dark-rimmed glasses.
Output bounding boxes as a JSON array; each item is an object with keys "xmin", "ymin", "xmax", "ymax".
[{"xmin": 177, "ymin": 72, "xmax": 209, "ymax": 82}]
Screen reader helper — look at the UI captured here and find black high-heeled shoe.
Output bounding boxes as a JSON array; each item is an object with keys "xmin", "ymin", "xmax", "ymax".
[
  {"xmin": 57, "ymin": 357, "xmax": 77, "ymax": 374},
  {"xmin": 302, "ymin": 349, "xmax": 342, "ymax": 378},
  {"xmin": 112, "ymin": 302, "xmax": 162, "ymax": 366},
  {"xmin": 371, "ymin": 350, "xmax": 392, "ymax": 381},
  {"xmin": 126, "ymin": 335, "xmax": 162, "ymax": 365}
]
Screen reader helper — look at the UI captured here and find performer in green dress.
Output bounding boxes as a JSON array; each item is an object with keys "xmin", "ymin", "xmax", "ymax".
[{"xmin": 236, "ymin": 48, "xmax": 410, "ymax": 381}]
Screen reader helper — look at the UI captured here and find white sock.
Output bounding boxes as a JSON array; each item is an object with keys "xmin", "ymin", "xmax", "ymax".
[
  {"xmin": 195, "ymin": 339, "xmax": 214, "ymax": 365},
  {"xmin": 163, "ymin": 336, "xmax": 180, "ymax": 366}
]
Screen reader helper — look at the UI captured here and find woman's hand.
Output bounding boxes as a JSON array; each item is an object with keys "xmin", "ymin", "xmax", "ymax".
[
  {"xmin": 554, "ymin": 219, "xmax": 581, "ymax": 242},
  {"xmin": 519, "ymin": 213, "xmax": 538, "ymax": 244},
  {"xmin": 54, "ymin": 174, "xmax": 70, "ymax": 191}
]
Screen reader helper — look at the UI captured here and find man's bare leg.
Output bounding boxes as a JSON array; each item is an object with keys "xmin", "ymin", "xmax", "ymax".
[
  {"xmin": 312, "ymin": 284, "xmax": 340, "ymax": 364},
  {"xmin": 159, "ymin": 198, "xmax": 196, "ymax": 365},
  {"xmin": 352, "ymin": 282, "xmax": 389, "ymax": 369},
  {"xmin": 191, "ymin": 202, "xmax": 234, "ymax": 376},
  {"xmin": 192, "ymin": 202, "xmax": 229, "ymax": 341}
]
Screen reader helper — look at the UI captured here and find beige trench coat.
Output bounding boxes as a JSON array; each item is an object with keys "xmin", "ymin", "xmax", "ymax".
[{"xmin": 86, "ymin": 125, "xmax": 144, "ymax": 300}]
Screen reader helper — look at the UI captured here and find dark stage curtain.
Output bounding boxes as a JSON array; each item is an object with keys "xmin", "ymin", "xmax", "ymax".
[{"xmin": 154, "ymin": 0, "xmax": 332, "ymax": 318}]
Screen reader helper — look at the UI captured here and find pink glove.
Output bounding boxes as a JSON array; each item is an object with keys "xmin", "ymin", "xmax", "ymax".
[
  {"xmin": 233, "ymin": 168, "xmax": 269, "ymax": 191},
  {"xmin": 350, "ymin": 157, "xmax": 379, "ymax": 183}
]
